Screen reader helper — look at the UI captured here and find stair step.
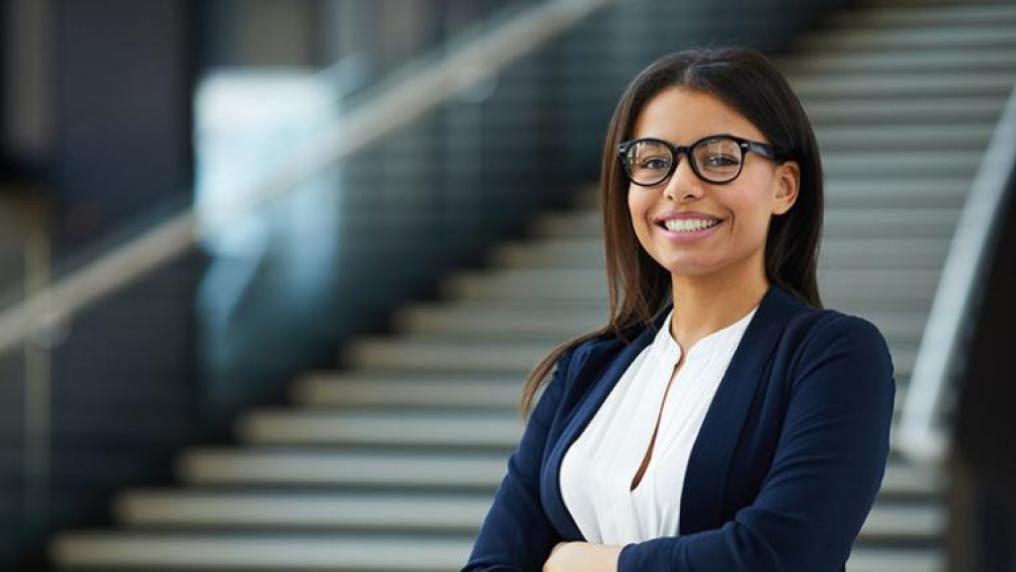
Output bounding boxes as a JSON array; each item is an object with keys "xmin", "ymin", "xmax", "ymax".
[
  {"xmin": 115, "ymin": 490, "xmax": 493, "ymax": 531},
  {"xmin": 824, "ymin": 179, "xmax": 970, "ymax": 208},
  {"xmin": 178, "ymin": 449, "xmax": 505, "ymax": 489},
  {"xmin": 111, "ymin": 490, "xmax": 943, "ymax": 540},
  {"xmin": 441, "ymin": 268, "xmax": 945, "ymax": 291},
  {"xmin": 818, "ymin": 243, "xmax": 948, "ymax": 272},
  {"xmin": 340, "ymin": 331, "xmax": 917, "ymax": 376},
  {"xmin": 237, "ymin": 410, "xmax": 523, "ymax": 448},
  {"xmin": 441, "ymin": 268, "xmax": 944, "ymax": 304},
  {"xmin": 51, "ymin": 533, "xmax": 470, "ymax": 571},
  {"xmin": 390, "ymin": 297, "xmax": 932, "ymax": 321},
  {"xmin": 803, "ymin": 96, "xmax": 1006, "ymax": 124},
  {"xmin": 813, "ymin": 124, "xmax": 994, "ymax": 150},
  {"xmin": 445, "ymin": 284, "xmax": 939, "ymax": 309},
  {"xmin": 799, "ymin": 25, "xmax": 1016, "ymax": 51},
  {"xmin": 826, "ymin": 3, "xmax": 1016, "ymax": 28},
  {"xmin": 342, "ymin": 337, "xmax": 554, "ymax": 372},
  {"xmin": 291, "ymin": 375, "xmax": 525, "ymax": 409},
  {"xmin": 792, "ymin": 72, "xmax": 1016, "ymax": 99},
  {"xmin": 857, "ymin": 504, "xmax": 946, "ymax": 541},
  {"xmin": 395, "ymin": 303, "xmax": 608, "ymax": 335},
  {"xmin": 241, "ymin": 384, "xmax": 908, "ymax": 445},
  {"xmin": 490, "ymin": 237, "xmax": 950, "ymax": 271},
  {"xmin": 288, "ymin": 372, "xmax": 916, "ymax": 413},
  {"xmin": 392, "ymin": 302, "xmax": 928, "ymax": 345},
  {"xmin": 846, "ymin": 547, "xmax": 945, "ymax": 572},
  {"xmin": 178, "ymin": 448, "xmax": 938, "ymax": 495},
  {"xmin": 47, "ymin": 532, "xmax": 945, "ymax": 571},
  {"xmin": 823, "ymin": 152, "xmax": 983, "ymax": 178},
  {"xmin": 781, "ymin": 48, "xmax": 1016, "ymax": 74}
]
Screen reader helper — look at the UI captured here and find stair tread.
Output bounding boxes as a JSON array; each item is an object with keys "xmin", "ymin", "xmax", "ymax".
[
  {"xmin": 113, "ymin": 490, "xmax": 945, "ymax": 539},
  {"xmin": 49, "ymin": 532, "xmax": 945, "ymax": 571},
  {"xmin": 178, "ymin": 446, "xmax": 941, "ymax": 494}
]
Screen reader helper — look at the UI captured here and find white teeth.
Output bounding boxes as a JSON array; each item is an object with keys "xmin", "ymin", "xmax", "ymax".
[{"xmin": 663, "ymin": 218, "xmax": 721, "ymax": 232}]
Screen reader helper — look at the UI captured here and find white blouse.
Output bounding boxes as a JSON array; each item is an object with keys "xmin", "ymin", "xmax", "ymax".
[{"xmin": 559, "ymin": 303, "xmax": 760, "ymax": 544}]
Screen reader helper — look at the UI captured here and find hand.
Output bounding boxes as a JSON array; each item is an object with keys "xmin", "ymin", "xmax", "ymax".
[{"xmin": 543, "ymin": 541, "xmax": 623, "ymax": 572}]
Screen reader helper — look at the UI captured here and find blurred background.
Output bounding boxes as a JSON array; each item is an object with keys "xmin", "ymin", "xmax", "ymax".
[{"xmin": 1, "ymin": 0, "xmax": 1014, "ymax": 570}]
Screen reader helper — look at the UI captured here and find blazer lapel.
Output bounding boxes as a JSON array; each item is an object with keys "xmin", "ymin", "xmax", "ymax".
[
  {"xmin": 544, "ymin": 310, "xmax": 665, "ymax": 540},
  {"xmin": 679, "ymin": 282, "xmax": 802, "ymax": 533},
  {"xmin": 543, "ymin": 282, "xmax": 804, "ymax": 540}
]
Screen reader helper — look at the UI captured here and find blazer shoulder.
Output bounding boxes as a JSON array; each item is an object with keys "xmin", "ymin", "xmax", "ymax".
[
  {"xmin": 546, "ymin": 332, "xmax": 629, "ymax": 411},
  {"xmin": 540, "ymin": 336, "xmax": 599, "ymax": 397},
  {"xmin": 786, "ymin": 308, "xmax": 894, "ymax": 380},
  {"xmin": 554, "ymin": 335, "xmax": 604, "ymax": 388},
  {"xmin": 786, "ymin": 307, "xmax": 888, "ymax": 346}
]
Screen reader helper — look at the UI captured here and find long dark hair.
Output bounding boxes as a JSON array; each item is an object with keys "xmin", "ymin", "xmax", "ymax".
[{"xmin": 517, "ymin": 45, "xmax": 824, "ymax": 420}]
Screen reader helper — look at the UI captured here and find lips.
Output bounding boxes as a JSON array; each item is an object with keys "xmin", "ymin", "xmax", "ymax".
[
  {"xmin": 654, "ymin": 218, "xmax": 723, "ymax": 231},
  {"xmin": 652, "ymin": 212, "xmax": 724, "ymax": 225},
  {"xmin": 655, "ymin": 217, "xmax": 725, "ymax": 242},
  {"xmin": 658, "ymin": 217, "xmax": 723, "ymax": 228}
]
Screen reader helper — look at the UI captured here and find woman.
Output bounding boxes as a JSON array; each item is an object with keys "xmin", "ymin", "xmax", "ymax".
[{"xmin": 462, "ymin": 45, "xmax": 895, "ymax": 572}]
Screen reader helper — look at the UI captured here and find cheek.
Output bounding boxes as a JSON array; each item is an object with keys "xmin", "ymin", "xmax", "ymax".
[
  {"xmin": 627, "ymin": 190, "xmax": 653, "ymax": 238},
  {"xmin": 724, "ymin": 201, "xmax": 771, "ymax": 250}
]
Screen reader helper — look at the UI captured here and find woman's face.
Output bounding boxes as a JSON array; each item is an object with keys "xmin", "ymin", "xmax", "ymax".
[{"xmin": 626, "ymin": 87, "xmax": 799, "ymax": 279}]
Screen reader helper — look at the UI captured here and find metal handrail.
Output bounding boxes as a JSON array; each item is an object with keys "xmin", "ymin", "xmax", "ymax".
[
  {"xmin": 0, "ymin": 0, "xmax": 613, "ymax": 357},
  {"xmin": 896, "ymin": 83, "xmax": 1016, "ymax": 465}
]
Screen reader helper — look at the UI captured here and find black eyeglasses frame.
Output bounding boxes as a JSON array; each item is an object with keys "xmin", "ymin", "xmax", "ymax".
[{"xmin": 617, "ymin": 133, "xmax": 787, "ymax": 186}]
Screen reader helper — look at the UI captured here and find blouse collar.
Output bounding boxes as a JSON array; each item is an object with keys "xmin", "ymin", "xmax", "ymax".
[{"xmin": 653, "ymin": 303, "xmax": 760, "ymax": 362}]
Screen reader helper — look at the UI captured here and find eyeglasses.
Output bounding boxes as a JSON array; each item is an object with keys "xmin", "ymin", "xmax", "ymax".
[{"xmin": 617, "ymin": 133, "xmax": 785, "ymax": 186}]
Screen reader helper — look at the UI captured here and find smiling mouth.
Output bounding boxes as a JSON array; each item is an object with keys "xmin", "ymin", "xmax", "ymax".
[{"xmin": 655, "ymin": 219, "xmax": 724, "ymax": 233}]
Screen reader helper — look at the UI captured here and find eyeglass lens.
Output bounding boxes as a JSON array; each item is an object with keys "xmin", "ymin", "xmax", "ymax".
[{"xmin": 625, "ymin": 136, "xmax": 743, "ymax": 185}]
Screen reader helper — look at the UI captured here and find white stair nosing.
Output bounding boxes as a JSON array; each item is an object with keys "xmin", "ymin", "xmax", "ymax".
[{"xmin": 236, "ymin": 410, "xmax": 523, "ymax": 447}]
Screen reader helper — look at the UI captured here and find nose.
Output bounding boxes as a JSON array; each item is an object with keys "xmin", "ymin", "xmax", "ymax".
[{"xmin": 662, "ymin": 151, "xmax": 704, "ymax": 201}]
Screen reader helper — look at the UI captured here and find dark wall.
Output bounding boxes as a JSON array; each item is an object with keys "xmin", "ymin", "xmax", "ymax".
[
  {"xmin": 1, "ymin": 0, "xmax": 56, "ymax": 180},
  {"xmin": 53, "ymin": 0, "xmax": 194, "ymax": 251},
  {"xmin": 1, "ymin": 4, "xmax": 7, "ymax": 173},
  {"xmin": 2, "ymin": 1, "xmax": 199, "ymax": 569}
]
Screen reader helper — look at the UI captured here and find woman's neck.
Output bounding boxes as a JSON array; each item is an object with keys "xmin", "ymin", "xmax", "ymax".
[{"xmin": 668, "ymin": 259, "xmax": 769, "ymax": 352}]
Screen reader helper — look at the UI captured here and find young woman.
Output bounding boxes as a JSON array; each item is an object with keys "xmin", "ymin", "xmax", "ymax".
[{"xmin": 463, "ymin": 46, "xmax": 895, "ymax": 572}]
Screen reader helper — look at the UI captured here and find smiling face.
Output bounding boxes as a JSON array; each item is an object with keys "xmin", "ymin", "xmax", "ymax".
[{"xmin": 626, "ymin": 86, "xmax": 800, "ymax": 280}]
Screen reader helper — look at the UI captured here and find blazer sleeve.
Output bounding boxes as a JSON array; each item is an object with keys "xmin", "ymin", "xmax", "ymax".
[
  {"xmin": 461, "ymin": 344, "xmax": 577, "ymax": 572},
  {"xmin": 617, "ymin": 314, "xmax": 896, "ymax": 572}
]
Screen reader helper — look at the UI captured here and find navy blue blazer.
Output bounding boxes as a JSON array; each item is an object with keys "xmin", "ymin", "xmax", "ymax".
[{"xmin": 462, "ymin": 282, "xmax": 896, "ymax": 571}]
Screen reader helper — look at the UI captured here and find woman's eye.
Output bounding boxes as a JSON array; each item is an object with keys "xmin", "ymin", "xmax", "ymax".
[
  {"xmin": 640, "ymin": 158, "xmax": 669, "ymax": 169},
  {"xmin": 704, "ymin": 155, "xmax": 737, "ymax": 166}
]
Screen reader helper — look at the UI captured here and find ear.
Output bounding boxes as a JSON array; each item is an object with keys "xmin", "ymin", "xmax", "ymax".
[{"xmin": 771, "ymin": 160, "xmax": 800, "ymax": 216}]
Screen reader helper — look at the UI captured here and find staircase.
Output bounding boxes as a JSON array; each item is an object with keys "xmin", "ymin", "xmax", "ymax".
[{"xmin": 48, "ymin": 0, "xmax": 1016, "ymax": 570}]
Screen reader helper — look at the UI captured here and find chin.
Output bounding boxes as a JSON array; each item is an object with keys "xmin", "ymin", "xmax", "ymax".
[{"xmin": 654, "ymin": 256, "xmax": 720, "ymax": 277}]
